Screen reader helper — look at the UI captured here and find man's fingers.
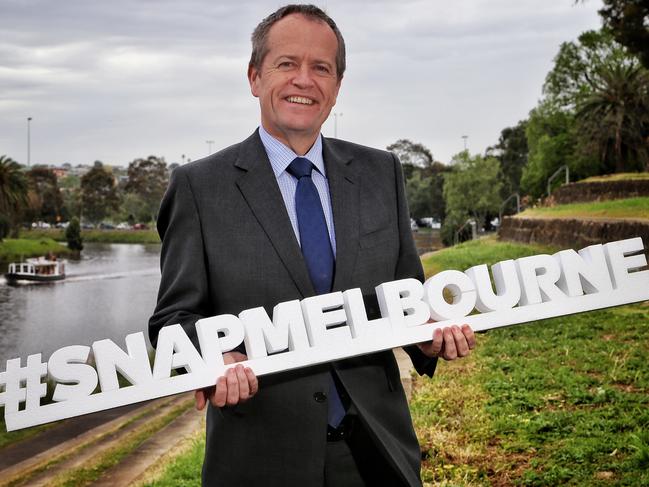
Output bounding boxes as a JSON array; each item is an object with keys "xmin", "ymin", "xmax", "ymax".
[
  {"xmin": 246, "ymin": 367, "xmax": 259, "ymax": 396},
  {"xmin": 235, "ymin": 365, "xmax": 250, "ymax": 400},
  {"xmin": 452, "ymin": 325, "xmax": 470, "ymax": 357},
  {"xmin": 463, "ymin": 324, "xmax": 476, "ymax": 349},
  {"xmin": 430, "ymin": 328, "xmax": 444, "ymax": 356},
  {"xmin": 195, "ymin": 389, "xmax": 207, "ymax": 411},
  {"xmin": 226, "ymin": 368, "xmax": 240, "ymax": 406},
  {"xmin": 211, "ymin": 376, "xmax": 228, "ymax": 407},
  {"xmin": 442, "ymin": 327, "xmax": 457, "ymax": 360}
]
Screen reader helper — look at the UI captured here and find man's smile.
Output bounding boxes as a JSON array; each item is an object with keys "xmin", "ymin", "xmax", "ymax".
[{"xmin": 285, "ymin": 95, "xmax": 315, "ymax": 105}]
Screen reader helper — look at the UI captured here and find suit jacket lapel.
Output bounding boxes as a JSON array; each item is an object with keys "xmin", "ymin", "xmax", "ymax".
[
  {"xmin": 323, "ymin": 137, "xmax": 360, "ymax": 292},
  {"xmin": 235, "ymin": 131, "xmax": 315, "ymax": 297}
]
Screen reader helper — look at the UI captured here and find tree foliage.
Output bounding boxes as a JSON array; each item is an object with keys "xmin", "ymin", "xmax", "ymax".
[
  {"xmin": 486, "ymin": 120, "xmax": 529, "ymax": 198},
  {"xmin": 26, "ymin": 166, "xmax": 63, "ymax": 223},
  {"xmin": 81, "ymin": 166, "xmax": 119, "ymax": 224},
  {"xmin": 65, "ymin": 216, "xmax": 83, "ymax": 251},
  {"xmin": 388, "ymin": 139, "xmax": 447, "ymax": 222},
  {"xmin": 576, "ymin": 62, "xmax": 649, "ymax": 172},
  {"xmin": 521, "ymin": 28, "xmax": 649, "ymax": 198},
  {"xmin": 443, "ymin": 151, "xmax": 502, "ymax": 234},
  {"xmin": 387, "ymin": 139, "xmax": 434, "ymax": 168},
  {"xmin": 124, "ymin": 156, "xmax": 169, "ymax": 222},
  {"xmin": 599, "ymin": 0, "xmax": 649, "ymax": 69},
  {"xmin": 0, "ymin": 155, "xmax": 28, "ymax": 235}
]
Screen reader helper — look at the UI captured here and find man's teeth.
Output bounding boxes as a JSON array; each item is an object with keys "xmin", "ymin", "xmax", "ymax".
[{"xmin": 287, "ymin": 96, "xmax": 313, "ymax": 105}]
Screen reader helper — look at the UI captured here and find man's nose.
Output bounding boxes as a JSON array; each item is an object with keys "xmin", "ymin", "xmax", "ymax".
[{"xmin": 291, "ymin": 64, "xmax": 314, "ymax": 88}]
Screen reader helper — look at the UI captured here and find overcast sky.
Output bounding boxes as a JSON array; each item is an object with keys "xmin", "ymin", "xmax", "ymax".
[{"xmin": 0, "ymin": 0, "xmax": 603, "ymax": 167}]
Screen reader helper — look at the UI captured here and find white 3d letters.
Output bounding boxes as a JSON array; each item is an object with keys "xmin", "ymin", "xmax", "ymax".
[{"xmin": 1, "ymin": 237, "xmax": 647, "ymax": 431}]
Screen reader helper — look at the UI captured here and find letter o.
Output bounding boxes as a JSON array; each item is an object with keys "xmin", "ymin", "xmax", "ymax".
[{"xmin": 423, "ymin": 270, "xmax": 477, "ymax": 321}]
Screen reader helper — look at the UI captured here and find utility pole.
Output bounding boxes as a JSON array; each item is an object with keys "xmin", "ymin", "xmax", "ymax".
[
  {"xmin": 461, "ymin": 135, "xmax": 468, "ymax": 151},
  {"xmin": 27, "ymin": 117, "xmax": 32, "ymax": 166},
  {"xmin": 206, "ymin": 140, "xmax": 214, "ymax": 155}
]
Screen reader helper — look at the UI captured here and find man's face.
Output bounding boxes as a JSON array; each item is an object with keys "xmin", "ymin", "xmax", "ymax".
[{"xmin": 248, "ymin": 14, "xmax": 342, "ymax": 146}]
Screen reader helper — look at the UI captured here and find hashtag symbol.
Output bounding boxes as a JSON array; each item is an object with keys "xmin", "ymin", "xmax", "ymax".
[{"xmin": 0, "ymin": 354, "xmax": 48, "ymax": 414}]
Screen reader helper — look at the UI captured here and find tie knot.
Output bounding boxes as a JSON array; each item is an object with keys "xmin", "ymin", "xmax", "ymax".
[{"xmin": 287, "ymin": 157, "xmax": 314, "ymax": 179}]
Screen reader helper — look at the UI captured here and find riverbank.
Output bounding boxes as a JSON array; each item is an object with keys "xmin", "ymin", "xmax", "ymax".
[
  {"xmin": 19, "ymin": 228, "xmax": 160, "ymax": 244},
  {"xmin": 0, "ymin": 238, "xmax": 73, "ymax": 263}
]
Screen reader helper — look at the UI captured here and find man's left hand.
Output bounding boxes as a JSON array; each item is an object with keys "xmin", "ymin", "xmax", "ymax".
[{"xmin": 417, "ymin": 324, "xmax": 476, "ymax": 361}]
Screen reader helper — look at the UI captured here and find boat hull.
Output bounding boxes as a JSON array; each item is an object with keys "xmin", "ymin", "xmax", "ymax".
[{"xmin": 4, "ymin": 273, "xmax": 66, "ymax": 284}]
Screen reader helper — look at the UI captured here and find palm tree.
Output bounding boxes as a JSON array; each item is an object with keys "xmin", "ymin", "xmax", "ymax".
[
  {"xmin": 576, "ymin": 63, "xmax": 649, "ymax": 173},
  {"xmin": 0, "ymin": 155, "xmax": 28, "ymax": 237}
]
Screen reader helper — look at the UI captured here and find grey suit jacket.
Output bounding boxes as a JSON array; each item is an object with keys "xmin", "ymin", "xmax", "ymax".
[{"xmin": 149, "ymin": 130, "xmax": 437, "ymax": 487}]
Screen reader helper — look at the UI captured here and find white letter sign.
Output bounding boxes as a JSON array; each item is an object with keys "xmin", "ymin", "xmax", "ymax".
[{"xmin": 1, "ymin": 237, "xmax": 648, "ymax": 431}]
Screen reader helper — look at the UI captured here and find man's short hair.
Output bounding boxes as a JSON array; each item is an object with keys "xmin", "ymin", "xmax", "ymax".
[{"xmin": 250, "ymin": 4, "xmax": 346, "ymax": 80}]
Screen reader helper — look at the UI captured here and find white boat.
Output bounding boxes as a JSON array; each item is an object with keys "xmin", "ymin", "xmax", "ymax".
[{"xmin": 5, "ymin": 257, "xmax": 66, "ymax": 284}]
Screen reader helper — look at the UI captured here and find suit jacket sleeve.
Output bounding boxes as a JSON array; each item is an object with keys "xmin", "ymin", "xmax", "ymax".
[
  {"xmin": 390, "ymin": 152, "xmax": 438, "ymax": 378},
  {"xmin": 148, "ymin": 167, "xmax": 210, "ymax": 350}
]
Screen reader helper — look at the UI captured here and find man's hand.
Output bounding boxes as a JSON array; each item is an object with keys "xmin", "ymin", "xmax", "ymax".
[
  {"xmin": 194, "ymin": 351, "xmax": 259, "ymax": 410},
  {"xmin": 417, "ymin": 324, "xmax": 476, "ymax": 361}
]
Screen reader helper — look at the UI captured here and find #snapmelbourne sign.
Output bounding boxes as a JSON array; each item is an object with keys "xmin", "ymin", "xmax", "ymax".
[{"xmin": 1, "ymin": 237, "xmax": 648, "ymax": 431}]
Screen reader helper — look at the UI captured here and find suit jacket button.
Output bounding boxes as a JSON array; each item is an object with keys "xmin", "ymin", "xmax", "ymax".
[{"xmin": 313, "ymin": 392, "xmax": 327, "ymax": 403}]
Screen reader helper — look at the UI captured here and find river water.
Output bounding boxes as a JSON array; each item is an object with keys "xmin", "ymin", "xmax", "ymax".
[{"xmin": 0, "ymin": 243, "xmax": 161, "ymax": 365}]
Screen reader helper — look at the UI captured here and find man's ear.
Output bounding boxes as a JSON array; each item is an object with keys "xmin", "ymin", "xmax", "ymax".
[{"xmin": 248, "ymin": 64, "xmax": 260, "ymax": 98}]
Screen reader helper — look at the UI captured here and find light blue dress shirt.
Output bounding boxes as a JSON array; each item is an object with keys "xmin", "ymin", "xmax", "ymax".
[{"xmin": 258, "ymin": 125, "xmax": 337, "ymax": 256}]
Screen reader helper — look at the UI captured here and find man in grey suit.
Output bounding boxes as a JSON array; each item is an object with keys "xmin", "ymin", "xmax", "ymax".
[{"xmin": 149, "ymin": 4, "xmax": 475, "ymax": 486}]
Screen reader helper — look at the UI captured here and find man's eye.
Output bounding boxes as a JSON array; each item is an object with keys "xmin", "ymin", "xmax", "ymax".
[
  {"xmin": 278, "ymin": 61, "xmax": 294, "ymax": 69},
  {"xmin": 315, "ymin": 65, "xmax": 331, "ymax": 74}
]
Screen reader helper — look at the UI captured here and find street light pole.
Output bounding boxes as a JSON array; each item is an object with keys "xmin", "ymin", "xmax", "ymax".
[
  {"xmin": 333, "ymin": 112, "xmax": 342, "ymax": 138},
  {"xmin": 461, "ymin": 135, "xmax": 468, "ymax": 151},
  {"xmin": 27, "ymin": 117, "xmax": 32, "ymax": 166},
  {"xmin": 206, "ymin": 140, "xmax": 214, "ymax": 155}
]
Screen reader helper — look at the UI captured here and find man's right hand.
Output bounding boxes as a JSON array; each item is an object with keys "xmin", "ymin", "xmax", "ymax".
[{"xmin": 195, "ymin": 351, "xmax": 259, "ymax": 410}]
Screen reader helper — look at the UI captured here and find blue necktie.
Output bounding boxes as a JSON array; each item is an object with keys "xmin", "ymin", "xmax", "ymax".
[{"xmin": 287, "ymin": 157, "xmax": 346, "ymax": 427}]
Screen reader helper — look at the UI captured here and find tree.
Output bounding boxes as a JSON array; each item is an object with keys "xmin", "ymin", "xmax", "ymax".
[
  {"xmin": 576, "ymin": 62, "xmax": 649, "ymax": 172},
  {"xmin": 0, "ymin": 155, "xmax": 28, "ymax": 236},
  {"xmin": 26, "ymin": 167, "xmax": 63, "ymax": 223},
  {"xmin": 81, "ymin": 166, "xmax": 119, "ymax": 224},
  {"xmin": 443, "ymin": 151, "xmax": 502, "ymax": 236},
  {"xmin": 600, "ymin": 0, "xmax": 649, "ymax": 69},
  {"xmin": 387, "ymin": 139, "xmax": 434, "ymax": 169},
  {"xmin": 386, "ymin": 139, "xmax": 447, "ymax": 221},
  {"xmin": 520, "ymin": 103, "xmax": 584, "ymax": 198},
  {"xmin": 521, "ymin": 28, "xmax": 648, "ymax": 198},
  {"xmin": 486, "ymin": 120, "xmax": 529, "ymax": 198},
  {"xmin": 124, "ymin": 156, "xmax": 169, "ymax": 222},
  {"xmin": 405, "ymin": 171, "xmax": 445, "ymax": 221},
  {"xmin": 543, "ymin": 29, "xmax": 635, "ymax": 111},
  {"xmin": 65, "ymin": 216, "xmax": 83, "ymax": 251}
]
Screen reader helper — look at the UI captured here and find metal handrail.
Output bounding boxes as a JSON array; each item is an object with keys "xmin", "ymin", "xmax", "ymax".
[
  {"xmin": 547, "ymin": 165, "xmax": 569, "ymax": 196},
  {"xmin": 499, "ymin": 192, "xmax": 521, "ymax": 226}
]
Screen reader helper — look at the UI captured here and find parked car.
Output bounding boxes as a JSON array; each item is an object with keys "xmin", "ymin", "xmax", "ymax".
[
  {"xmin": 116, "ymin": 222, "xmax": 131, "ymax": 230},
  {"xmin": 99, "ymin": 222, "xmax": 115, "ymax": 229},
  {"xmin": 410, "ymin": 219, "xmax": 418, "ymax": 232},
  {"xmin": 133, "ymin": 223, "xmax": 150, "ymax": 230}
]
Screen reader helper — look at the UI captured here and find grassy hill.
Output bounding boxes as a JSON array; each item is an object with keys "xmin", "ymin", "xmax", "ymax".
[
  {"xmin": 517, "ymin": 197, "xmax": 649, "ymax": 221},
  {"xmin": 413, "ymin": 238, "xmax": 649, "ymax": 485}
]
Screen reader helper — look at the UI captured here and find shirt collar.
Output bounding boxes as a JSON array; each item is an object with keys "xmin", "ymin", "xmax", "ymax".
[{"xmin": 258, "ymin": 124, "xmax": 326, "ymax": 178}]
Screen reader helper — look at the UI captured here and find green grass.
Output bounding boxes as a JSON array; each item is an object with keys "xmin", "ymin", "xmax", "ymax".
[
  {"xmin": 19, "ymin": 228, "xmax": 160, "ymax": 244},
  {"xmin": 581, "ymin": 173, "xmax": 649, "ymax": 182},
  {"xmin": 0, "ymin": 238, "xmax": 72, "ymax": 263},
  {"xmin": 412, "ymin": 239, "xmax": 649, "ymax": 485},
  {"xmin": 421, "ymin": 237, "xmax": 555, "ymax": 277},
  {"xmin": 140, "ymin": 435, "xmax": 205, "ymax": 487},
  {"xmin": 518, "ymin": 197, "xmax": 649, "ymax": 221}
]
